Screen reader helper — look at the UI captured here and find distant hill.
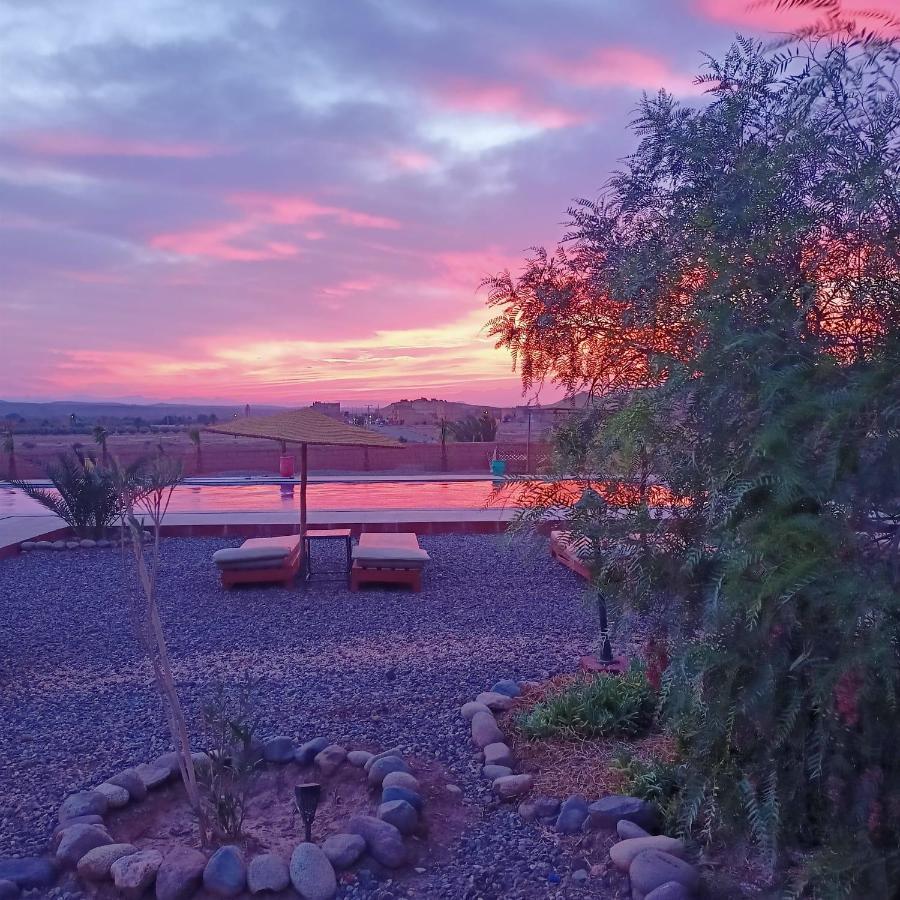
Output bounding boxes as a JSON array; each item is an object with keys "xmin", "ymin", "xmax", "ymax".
[{"xmin": 0, "ymin": 399, "xmax": 287, "ymax": 428}]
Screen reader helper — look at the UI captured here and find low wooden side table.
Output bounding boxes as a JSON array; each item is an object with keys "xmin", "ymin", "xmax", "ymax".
[{"xmin": 304, "ymin": 528, "xmax": 352, "ymax": 583}]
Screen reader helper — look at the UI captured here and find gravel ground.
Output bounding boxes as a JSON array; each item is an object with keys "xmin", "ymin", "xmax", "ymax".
[{"xmin": 0, "ymin": 534, "xmax": 629, "ymax": 899}]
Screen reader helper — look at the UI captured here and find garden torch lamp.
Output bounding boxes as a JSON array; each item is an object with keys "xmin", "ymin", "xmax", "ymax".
[
  {"xmin": 596, "ymin": 587, "xmax": 614, "ymax": 663},
  {"xmin": 295, "ymin": 783, "xmax": 321, "ymax": 843}
]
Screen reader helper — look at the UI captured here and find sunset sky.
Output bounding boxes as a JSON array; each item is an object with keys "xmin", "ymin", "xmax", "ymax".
[{"xmin": 1, "ymin": 0, "xmax": 889, "ymax": 406}]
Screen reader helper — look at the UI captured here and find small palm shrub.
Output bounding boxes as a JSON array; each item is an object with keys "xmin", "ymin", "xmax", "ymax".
[
  {"xmin": 518, "ymin": 662, "xmax": 656, "ymax": 739},
  {"xmin": 12, "ymin": 451, "xmax": 139, "ymax": 538}
]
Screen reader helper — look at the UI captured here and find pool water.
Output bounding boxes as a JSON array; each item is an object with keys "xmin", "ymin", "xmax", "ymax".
[{"xmin": 0, "ymin": 480, "xmax": 517, "ymax": 516}]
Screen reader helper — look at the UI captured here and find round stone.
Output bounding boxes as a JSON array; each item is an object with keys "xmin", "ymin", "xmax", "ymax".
[
  {"xmin": 460, "ymin": 701, "xmax": 491, "ymax": 720},
  {"xmin": 347, "ymin": 750, "xmax": 373, "ymax": 768},
  {"xmin": 263, "ymin": 736, "xmax": 296, "ymax": 763},
  {"xmin": 609, "ymin": 834, "xmax": 684, "ymax": 872},
  {"xmin": 483, "ymin": 764, "xmax": 513, "ymax": 780},
  {"xmin": 58, "ymin": 791, "xmax": 108, "ymax": 823},
  {"xmin": 76, "ymin": 843, "xmax": 138, "ymax": 880},
  {"xmin": 629, "ymin": 850, "xmax": 700, "ymax": 897},
  {"xmin": 555, "ymin": 795, "xmax": 589, "ymax": 834},
  {"xmin": 110, "ymin": 849, "xmax": 162, "ymax": 898},
  {"xmin": 295, "ymin": 737, "xmax": 330, "ymax": 766},
  {"xmin": 156, "ymin": 846, "xmax": 207, "ymax": 900},
  {"xmin": 483, "ymin": 742, "xmax": 513, "ymax": 768},
  {"xmin": 367, "ymin": 755, "xmax": 409, "ymax": 787},
  {"xmin": 381, "ymin": 770, "xmax": 419, "ymax": 792},
  {"xmin": 203, "ymin": 845, "xmax": 246, "ymax": 897},
  {"xmin": 79, "ymin": 539, "xmax": 97, "ymax": 548},
  {"xmin": 314, "ymin": 744, "xmax": 347, "ymax": 776},
  {"xmin": 51, "ymin": 540, "xmax": 66, "ymax": 550},
  {"xmin": 289, "ymin": 843, "xmax": 336, "ymax": 900},
  {"xmin": 247, "ymin": 853, "xmax": 290, "ymax": 893},
  {"xmin": 65, "ymin": 541, "xmax": 80, "ymax": 550},
  {"xmin": 135, "ymin": 763, "xmax": 171, "ymax": 790},
  {"xmin": 618, "ymin": 819, "xmax": 651, "ymax": 839},
  {"xmin": 490, "ymin": 679, "xmax": 521, "ymax": 697},
  {"xmin": 610, "ymin": 836, "xmax": 685, "ymax": 871},
  {"xmin": 645, "ymin": 882, "xmax": 692, "ymax": 900},
  {"xmin": 55, "ymin": 824, "xmax": 113, "ymax": 866},
  {"xmin": 0, "ymin": 880, "xmax": 17, "ymax": 900},
  {"xmin": 492, "ymin": 774, "xmax": 533, "ymax": 799},
  {"xmin": 364, "ymin": 747, "xmax": 403, "ymax": 771},
  {"xmin": 381, "ymin": 784, "xmax": 424, "ymax": 812},
  {"xmin": 93, "ymin": 783, "xmax": 130, "ymax": 809},
  {"xmin": 108, "ymin": 769, "xmax": 147, "ymax": 802},
  {"xmin": 475, "ymin": 691, "xmax": 515, "ymax": 711},
  {"xmin": 347, "ymin": 815, "xmax": 407, "ymax": 868},
  {"xmin": 377, "ymin": 799, "xmax": 418, "ymax": 835},
  {"xmin": 322, "ymin": 834, "xmax": 365, "ymax": 870},
  {"xmin": 470, "ymin": 711, "xmax": 503, "ymax": 748}
]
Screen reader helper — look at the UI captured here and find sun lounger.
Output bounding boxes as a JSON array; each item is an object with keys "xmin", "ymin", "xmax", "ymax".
[
  {"xmin": 350, "ymin": 532, "xmax": 429, "ymax": 592},
  {"xmin": 549, "ymin": 529, "xmax": 592, "ymax": 580},
  {"xmin": 213, "ymin": 535, "xmax": 302, "ymax": 588}
]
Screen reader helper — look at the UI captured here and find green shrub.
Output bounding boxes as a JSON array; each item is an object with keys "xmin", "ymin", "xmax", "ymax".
[
  {"xmin": 611, "ymin": 751, "xmax": 685, "ymax": 835},
  {"xmin": 517, "ymin": 662, "xmax": 656, "ymax": 739}
]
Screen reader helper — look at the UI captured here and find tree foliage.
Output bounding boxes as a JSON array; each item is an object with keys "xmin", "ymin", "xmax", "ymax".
[{"xmin": 488, "ymin": 29, "xmax": 900, "ymax": 897}]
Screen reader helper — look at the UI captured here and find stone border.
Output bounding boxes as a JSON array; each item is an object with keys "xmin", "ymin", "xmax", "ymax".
[
  {"xmin": 0, "ymin": 738, "xmax": 434, "ymax": 900},
  {"xmin": 461, "ymin": 677, "xmax": 702, "ymax": 900},
  {"xmin": 20, "ymin": 532, "xmax": 153, "ymax": 552}
]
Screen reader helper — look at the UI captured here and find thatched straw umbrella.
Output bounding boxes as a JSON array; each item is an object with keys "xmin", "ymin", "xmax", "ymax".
[{"xmin": 207, "ymin": 408, "xmax": 403, "ymax": 537}]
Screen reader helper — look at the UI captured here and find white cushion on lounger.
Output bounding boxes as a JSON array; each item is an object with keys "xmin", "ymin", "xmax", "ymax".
[
  {"xmin": 213, "ymin": 546, "xmax": 292, "ymax": 567},
  {"xmin": 352, "ymin": 546, "xmax": 430, "ymax": 569}
]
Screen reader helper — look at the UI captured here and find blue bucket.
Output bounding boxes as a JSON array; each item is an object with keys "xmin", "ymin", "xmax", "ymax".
[{"xmin": 490, "ymin": 459, "xmax": 507, "ymax": 476}]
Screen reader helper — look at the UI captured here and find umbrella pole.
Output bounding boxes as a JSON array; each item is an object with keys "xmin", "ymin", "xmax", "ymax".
[{"xmin": 300, "ymin": 442, "xmax": 308, "ymax": 542}]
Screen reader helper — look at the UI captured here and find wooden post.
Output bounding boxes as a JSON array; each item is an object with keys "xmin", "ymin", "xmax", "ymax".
[{"xmin": 300, "ymin": 442, "xmax": 308, "ymax": 540}]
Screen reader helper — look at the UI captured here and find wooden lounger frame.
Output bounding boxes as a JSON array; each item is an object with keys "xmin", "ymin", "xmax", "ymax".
[
  {"xmin": 349, "ymin": 532, "xmax": 425, "ymax": 592},
  {"xmin": 550, "ymin": 532, "xmax": 591, "ymax": 581},
  {"xmin": 220, "ymin": 541, "xmax": 302, "ymax": 589},
  {"xmin": 350, "ymin": 561, "xmax": 422, "ymax": 592}
]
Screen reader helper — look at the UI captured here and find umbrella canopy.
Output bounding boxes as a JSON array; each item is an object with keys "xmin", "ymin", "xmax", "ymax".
[
  {"xmin": 206, "ymin": 407, "xmax": 403, "ymax": 449},
  {"xmin": 207, "ymin": 408, "xmax": 403, "ymax": 539}
]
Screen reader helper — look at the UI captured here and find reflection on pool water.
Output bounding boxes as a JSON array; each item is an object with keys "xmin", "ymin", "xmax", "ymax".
[{"xmin": 0, "ymin": 480, "xmax": 516, "ymax": 516}]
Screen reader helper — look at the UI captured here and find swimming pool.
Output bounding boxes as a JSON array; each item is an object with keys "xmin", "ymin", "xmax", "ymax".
[{"xmin": 0, "ymin": 480, "xmax": 517, "ymax": 517}]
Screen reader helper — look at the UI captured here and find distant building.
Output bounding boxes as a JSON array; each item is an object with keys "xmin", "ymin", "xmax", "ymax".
[{"xmin": 311, "ymin": 401, "xmax": 342, "ymax": 420}]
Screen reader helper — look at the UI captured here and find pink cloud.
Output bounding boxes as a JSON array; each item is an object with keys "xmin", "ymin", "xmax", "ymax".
[
  {"xmin": 694, "ymin": 0, "xmax": 898, "ymax": 32},
  {"xmin": 151, "ymin": 193, "xmax": 400, "ymax": 261},
  {"xmin": 388, "ymin": 148, "xmax": 437, "ymax": 172},
  {"xmin": 531, "ymin": 46, "xmax": 701, "ymax": 95},
  {"xmin": 8, "ymin": 131, "xmax": 217, "ymax": 159},
  {"xmin": 431, "ymin": 79, "xmax": 585, "ymax": 129}
]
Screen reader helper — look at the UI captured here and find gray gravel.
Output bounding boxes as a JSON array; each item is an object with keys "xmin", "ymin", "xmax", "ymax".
[{"xmin": 0, "ymin": 534, "xmax": 626, "ymax": 898}]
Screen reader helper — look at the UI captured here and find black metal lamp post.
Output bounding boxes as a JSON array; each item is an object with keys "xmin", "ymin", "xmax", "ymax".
[
  {"xmin": 295, "ymin": 783, "xmax": 321, "ymax": 843},
  {"xmin": 596, "ymin": 588, "xmax": 614, "ymax": 663}
]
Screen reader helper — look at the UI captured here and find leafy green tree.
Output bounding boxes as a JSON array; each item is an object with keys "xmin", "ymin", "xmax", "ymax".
[{"xmin": 488, "ymin": 28, "xmax": 900, "ymax": 896}]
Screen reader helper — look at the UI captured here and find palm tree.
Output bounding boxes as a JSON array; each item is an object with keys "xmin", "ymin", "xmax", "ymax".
[
  {"xmin": 93, "ymin": 425, "xmax": 109, "ymax": 462},
  {"xmin": 188, "ymin": 428, "xmax": 202, "ymax": 474},
  {"xmin": 2, "ymin": 429, "xmax": 15, "ymax": 480}
]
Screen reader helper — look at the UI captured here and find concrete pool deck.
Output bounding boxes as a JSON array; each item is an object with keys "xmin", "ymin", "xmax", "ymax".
[{"xmin": 0, "ymin": 506, "xmax": 523, "ymax": 559}]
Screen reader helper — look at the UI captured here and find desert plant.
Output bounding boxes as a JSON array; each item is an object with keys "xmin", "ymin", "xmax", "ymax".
[
  {"xmin": 611, "ymin": 751, "xmax": 684, "ymax": 835},
  {"xmin": 199, "ymin": 677, "xmax": 262, "ymax": 841},
  {"xmin": 11, "ymin": 451, "xmax": 137, "ymax": 537},
  {"xmin": 517, "ymin": 662, "xmax": 656, "ymax": 739},
  {"xmin": 92, "ymin": 425, "xmax": 109, "ymax": 462},
  {"xmin": 115, "ymin": 454, "xmax": 208, "ymax": 844},
  {"xmin": 488, "ymin": 23, "xmax": 900, "ymax": 895},
  {"xmin": 188, "ymin": 427, "xmax": 202, "ymax": 474},
  {"xmin": 2, "ymin": 428, "xmax": 14, "ymax": 479}
]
